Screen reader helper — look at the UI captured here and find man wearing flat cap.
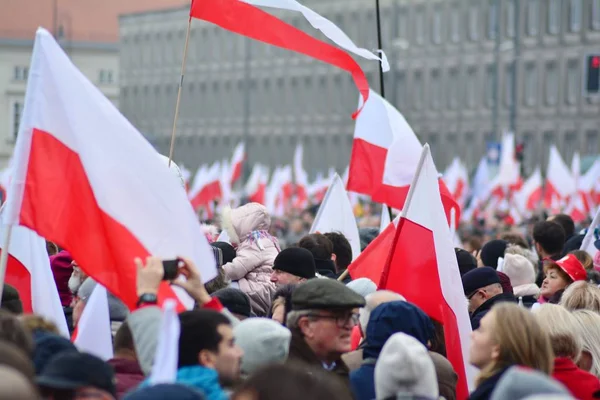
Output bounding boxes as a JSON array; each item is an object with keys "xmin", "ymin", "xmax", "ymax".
[
  {"xmin": 286, "ymin": 279, "xmax": 365, "ymax": 388},
  {"xmin": 462, "ymin": 266, "xmax": 516, "ymax": 330}
]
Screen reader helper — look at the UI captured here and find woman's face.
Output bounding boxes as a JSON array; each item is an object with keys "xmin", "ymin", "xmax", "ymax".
[
  {"xmin": 469, "ymin": 310, "xmax": 499, "ymax": 369},
  {"xmin": 541, "ymin": 267, "xmax": 570, "ymax": 299}
]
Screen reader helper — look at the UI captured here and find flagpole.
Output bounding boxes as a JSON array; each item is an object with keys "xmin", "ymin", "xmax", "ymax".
[
  {"xmin": 0, "ymin": 224, "xmax": 14, "ymax": 304},
  {"xmin": 168, "ymin": 16, "xmax": 193, "ymax": 167}
]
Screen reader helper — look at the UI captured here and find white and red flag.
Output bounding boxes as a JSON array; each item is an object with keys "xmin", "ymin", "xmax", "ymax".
[
  {"xmin": 1, "ymin": 223, "xmax": 69, "ymax": 337},
  {"xmin": 72, "ymin": 283, "xmax": 113, "ymax": 361},
  {"xmin": 189, "ymin": 162, "xmax": 222, "ymax": 213},
  {"xmin": 544, "ymin": 146, "xmax": 575, "ymax": 211},
  {"xmin": 230, "ymin": 142, "xmax": 246, "ymax": 185},
  {"xmin": 293, "ymin": 145, "xmax": 309, "ymax": 209},
  {"xmin": 379, "ymin": 144, "xmax": 474, "ymax": 398},
  {"xmin": 346, "ymin": 90, "xmax": 460, "ymax": 224},
  {"xmin": 245, "ymin": 164, "xmax": 269, "ymax": 205},
  {"xmin": 512, "ymin": 167, "xmax": 543, "ymax": 214},
  {"xmin": 443, "ymin": 158, "xmax": 469, "ymax": 209},
  {"xmin": 5, "ymin": 28, "xmax": 216, "ymax": 311}
]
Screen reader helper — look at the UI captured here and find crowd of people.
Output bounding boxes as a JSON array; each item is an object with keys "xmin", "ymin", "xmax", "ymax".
[{"xmin": 1, "ymin": 200, "xmax": 600, "ymax": 400}]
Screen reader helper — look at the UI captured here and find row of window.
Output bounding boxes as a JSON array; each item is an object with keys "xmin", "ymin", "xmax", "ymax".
[{"xmin": 13, "ymin": 66, "xmax": 28, "ymax": 81}]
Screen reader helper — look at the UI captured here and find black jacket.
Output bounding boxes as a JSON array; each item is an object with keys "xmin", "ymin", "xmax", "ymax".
[
  {"xmin": 468, "ymin": 367, "xmax": 510, "ymax": 400},
  {"xmin": 471, "ymin": 293, "xmax": 517, "ymax": 330}
]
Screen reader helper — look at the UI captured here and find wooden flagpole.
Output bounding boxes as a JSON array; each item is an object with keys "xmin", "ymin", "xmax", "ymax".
[{"xmin": 168, "ymin": 17, "xmax": 193, "ymax": 167}]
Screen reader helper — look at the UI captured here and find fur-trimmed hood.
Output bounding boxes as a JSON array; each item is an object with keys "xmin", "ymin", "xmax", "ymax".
[{"xmin": 221, "ymin": 203, "xmax": 271, "ymax": 244}]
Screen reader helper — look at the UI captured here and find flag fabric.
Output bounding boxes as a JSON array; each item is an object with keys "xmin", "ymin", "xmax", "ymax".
[
  {"xmin": 5, "ymin": 28, "xmax": 216, "ymax": 312},
  {"xmin": 544, "ymin": 146, "xmax": 575, "ymax": 210},
  {"xmin": 379, "ymin": 144, "xmax": 475, "ymax": 398},
  {"xmin": 581, "ymin": 207, "xmax": 600, "ymax": 258},
  {"xmin": 310, "ymin": 174, "xmax": 361, "ymax": 260},
  {"xmin": 347, "ymin": 90, "xmax": 460, "ymax": 224},
  {"xmin": 307, "ymin": 171, "xmax": 330, "ymax": 204},
  {"xmin": 293, "ymin": 145, "xmax": 309, "ymax": 209},
  {"xmin": 379, "ymin": 205, "xmax": 391, "ymax": 234},
  {"xmin": 443, "ymin": 158, "xmax": 469, "ymax": 209},
  {"xmin": 245, "ymin": 164, "xmax": 268, "ymax": 205},
  {"xmin": 580, "ymin": 159, "xmax": 600, "ymax": 215},
  {"xmin": 149, "ymin": 299, "xmax": 180, "ymax": 385},
  {"xmin": 189, "ymin": 0, "xmax": 369, "ymax": 117},
  {"xmin": 230, "ymin": 142, "xmax": 245, "ymax": 184},
  {"xmin": 1, "ymin": 223, "xmax": 69, "ymax": 337},
  {"xmin": 189, "ymin": 162, "xmax": 222, "ymax": 212},
  {"xmin": 72, "ymin": 284, "xmax": 113, "ymax": 361},
  {"xmin": 265, "ymin": 166, "xmax": 292, "ymax": 217},
  {"xmin": 513, "ymin": 167, "xmax": 543, "ymax": 214}
]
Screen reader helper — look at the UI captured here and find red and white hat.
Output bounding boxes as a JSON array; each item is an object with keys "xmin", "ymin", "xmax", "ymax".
[{"xmin": 554, "ymin": 254, "xmax": 587, "ymax": 282}]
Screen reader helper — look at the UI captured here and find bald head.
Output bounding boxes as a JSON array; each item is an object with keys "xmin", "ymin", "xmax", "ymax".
[
  {"xmin": 0, "ymin": 366, "xmax": 38, "ymax": 400},
  {"xmin": 359, "ymin": 290, "xmax": 406, "ymax": 336}
]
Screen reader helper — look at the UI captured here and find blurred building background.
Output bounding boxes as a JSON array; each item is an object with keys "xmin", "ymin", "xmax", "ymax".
[
  {"xmin": 120, "ymin": 0, "xmax": 600, "ymax": 177},
  {"xmin": 0, "ymin": 0, "xmax": 186, "ymax": 163}
]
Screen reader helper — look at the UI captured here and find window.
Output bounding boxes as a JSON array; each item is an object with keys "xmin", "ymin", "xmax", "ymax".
[
  {"xmin": 487, "ymin": 0, "xmax": 498, "ymax": 40},
  {"xmin": 432, "ymin": 9, "xmax": 443, "ymax": 44},
  {"xmin": 415, "ymin": 8, "xmax": 425, "ymax": 45},
  {"xmin": 13, "ymin": 66, "xmax": 28, "ymax": 81},
  {"xmin": 506, "ymin": 0, "xmax": 516, "ymax": 38},
  {"xmin": 505, "ymin": 65, "xmax": 514, "ymax": 106},
  {"xmin": 450, "ymin": 8, "xmax": 461, "ymax": 42},
  {"xmin": 98, "ymin": 69, "xmax": 114, "ymax": 84},
  {"xmin": 431, "ymin": 70, "xmax": 442, "ymax": 110},
  {"xmin": 527, "ymin": 0, "xmax": 540, "ymax": 35},
  {"xmin": 397, "ymin": 7, "xmax": 408, "ymax": 39},
  {"xmin": 544, "ymin": 62, "xmax": 558, "ymax": 106},
  {"xmin": 485, "ymin": 66, "xmax": 495, "ymax": 108},
  {"xmin": 466, "ymin": 67, "xmax": 478, "ymax": 108},
  {"xmin": 585, "ymin": 130, "xmax": 599, "ymax": 154},
  {"xmin": 569, "ymin": 0, "xmax": 582, "ymax": 32},
  {"xmin": 469, "ymin": 2, "xmax": 479, "ymax": 41},
  {"xmin": 524, "ymin": 63, "xmax": 537, "ymax": 106},
  {"xmin": 547, "ymin": 0, "xmax": 561, "ymax": 34},
  {"xmin": 566, "ymin": 60, "xmax": 579, "ymax": 104},
  {"xmin": 12, "ymin": 101, "xmax": 23, "ymax": 139},
  {"xmin": 592, "ymin": 0, "xmax": 600, "ymax": 30},
  {"xmin": 413, "ymin": 71, "xmax": 424, "ymax": 110},
  {"xmin": 448, "ymin": 68, "xmax": 460, "ymax": 109}
]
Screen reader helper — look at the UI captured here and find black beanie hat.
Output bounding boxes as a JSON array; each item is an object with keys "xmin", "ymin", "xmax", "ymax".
[
  {"xmin": 455, "ymin": 248, "xmax": 477, "ymax": 276},
  {"xmin": 480, "ymin": 240, "xmax": 508, "ymax": 269},
  {"xmin": 273, "ymin": 248, "xmax": 316, "ymax": 280},
  {"xmin": 213, "ymin": 288, "xmax": 252, "ymax": 318}
]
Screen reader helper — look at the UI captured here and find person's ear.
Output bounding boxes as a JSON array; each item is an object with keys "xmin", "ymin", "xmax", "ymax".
[
  {"xmin": 298, "ymin": 316, "xmax": 313, "ymax": 338},
  {"xmin": 198, "ymin": 349, "xmax": 217, "ymax": 368},
  {"xmin": 491, "ymin": 344, "xmax": 501, "ymax": 361},
  {"xmin": 331, "ymin": 253, "xmax": 337, "ymax": 262}
]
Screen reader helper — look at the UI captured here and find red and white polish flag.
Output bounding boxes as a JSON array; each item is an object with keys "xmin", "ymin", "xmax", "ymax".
[
  {"xmin": 347, "ymin": 90, "xmax": 460, "ymax": 224},
  {"xmin": 443, "ymin": 158, "xmax": 469, "ymax": 209},
  {"xmin": 189, "ymin": 162, "xmax": 222, "ymax": 212},
  {"xmin": 379, "ymin": 144, "xmax": 475, "ymax": 398},
  {"xmin": 230, "ymin": 142, "xmax": 246, "ymax": 185},
  {"xmin": 293, "ymin": 145, "xmax": 309, "ymax": 210},
  {"xmin": 1, "ymin": 223, "xmax": 69, "ymax": 337},
  {"xmin": 544, "ymin": 145, "xmax": 575, "ymax": 210},
  {"xmin": 512, "ymin": 167, "xmax": 543, "ymax": 214},
  {"xmin": 245, "ymin": 164, "xmax": 269, "ymax": 205},
  {"xmin": 72, "ymin": 283, "xmax": 113, "ymax": 361},
  {"xmin": 5, "ymin": 28, "xmax": 217, "ymax": 311}
]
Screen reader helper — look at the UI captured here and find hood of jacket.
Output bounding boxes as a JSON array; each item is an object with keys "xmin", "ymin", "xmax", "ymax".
[
  {"xmin": 175, "ymin": 365, "xmax": 227, "ymax": 400},
  {"xmin": 222, "ymin": 203, "xmax": 271, "ymax": 244},
  {"xmin": 363, "ymin": 301, "xmax": 434, "ymax": 360},
  {"xmin": 513, "ymin": 283, "xmax": 540, "ymax": 298},
  {"xmin": 314, "ymin": 259, "xmax": 337, "ymax": 277}
]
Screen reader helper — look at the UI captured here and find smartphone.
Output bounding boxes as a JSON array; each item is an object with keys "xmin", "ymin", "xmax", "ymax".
[
  {"xmin": 212, "ymin": 246, "xmax": 223, "ymax": 267},
  {"xmin": 162, "ymin": 259, "xmax": 181, "ymax": 281}
]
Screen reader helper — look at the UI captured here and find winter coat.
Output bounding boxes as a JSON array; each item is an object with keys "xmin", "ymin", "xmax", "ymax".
[
  {"xmin": 430, "ymin": 352, "xmax": 458, "ymax": 400},
  {"xmin": 287, "ymin": 330, "xmax": 353, "ymax": 395},
  {"xmin": 138, "ymin": 365, "xmax": 227, "ymax": 400},
  {"xmin": 552, "ymin": 357, "xmax": 600, "ymax": 400},
  {"xmin": 468, "ymin": 367, "xmax": 510, "ymax": 400},
  {"xmin": 470, "ymin": 293, "xmax": 517, "ymax": 330},
  {"xmin": 350, "ymin": 302, "xmax": 434, "ymax": 400},
  {"xmin": 513, "ymin": 283, "xmax": 539, "ymax": 309},
  {"xmin": 107, "ymin": 358, "xmax": 145, "ymax": 399},
  {"xmin": 221, "ymin": 203, "xmax": 279, "ymax": 316}
]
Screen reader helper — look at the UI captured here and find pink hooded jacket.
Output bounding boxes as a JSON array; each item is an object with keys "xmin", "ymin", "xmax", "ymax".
[{"xmin": 221, "ymin": 203, "xmax": 278, "ymax": 316}]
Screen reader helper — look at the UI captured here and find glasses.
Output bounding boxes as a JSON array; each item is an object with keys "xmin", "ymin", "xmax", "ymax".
[{"xmin": 306, "ymin": 312, "xmax": 359, "ymax": 328}]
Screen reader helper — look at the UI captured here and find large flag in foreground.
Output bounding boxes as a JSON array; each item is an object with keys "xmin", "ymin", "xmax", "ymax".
[
  {"xmin": 310, "ymin": 174, "xmax": 361, "ymax": 260},
  {"xmin": 379, "ymin": 144, "xmax": 475, "ymax": 398},
  {"xmin": 5, "ymin": 28, "xmax": 216, "ymax": 311},
  {"xmin": 72, "ymin": 283, "xmax": 113, "ymax": 361},
  {"xmin": 347, "ymin": 90, "xmax": 460, "ymax": 224},
  {"xmin": 2, "ymin": 223, "xmax": 69, "ymax": 337}
]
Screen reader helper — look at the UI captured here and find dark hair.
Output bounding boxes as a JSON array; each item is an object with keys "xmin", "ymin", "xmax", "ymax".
[
  {"xmin": 298, "ymin": 234, "xmax": 333, "ymax": 260},
  {"xmin": 0, "ymin": 310, "xmax": 33, "ymax": 356},
  {"xmin": 178, "ymin": 310, "xmax": 231, "ymax": 368},
  {"xmin": 269, "ymin": 284, "xmax": 297, "ymax": 325},
  {"xmin": 429, "ymin": 319, "xmax": 446, "ymax": 358},
  {"xmin": 549, "ymin": 214, "xmax": 575, "ymax": 239},
  {"xmin": 114, "ymin": 322, "xmax": 135, "ymax": 353},
  {"xmin": 232, "ymin": 363, "xmax": 351, "ymax": 400},
  {"xmin": 500, "ymin": 232, "xmax": 529, "ymax": 249},
  {"xmin": 1, "ymin": 284, "xmax": 23, "ymax": 314},
  {"xmin": 533, "ymin": 221, "xmax": 566, "ymax": 256},
  {"xmin": 0, "ymin": 340, "xmax": 35, "ymax": 383},
  {"xmin": 323, "ymin": 232, "xmax": 353, "ymax": 272}
]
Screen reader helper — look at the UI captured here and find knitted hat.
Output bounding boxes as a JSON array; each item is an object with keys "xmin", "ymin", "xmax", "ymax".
[
  {"xmin": 374, "ymin": 332, "xmax": 439, "ymax": 400},
  {"xmin": 490, "ymin": 366, "xmax": 571, "ymax": 400},
  {"xmin": 32, "ymin": 332, "xmax": 78, "ymax": 374},
  {"xmin": 553, "ymin": 254, "xmax": 587, "ymax": 282},
  {"xmin": 455, "ymin": 248, "xmax": 477, "ymax": 276},
  {"xmin": 50, "ymin": 250, "xmax": 73, "ymax": 307},
  {"xmin": 496, "ymin": 271, "xmax": 514, "ymax": 294},
  {"xmin": 213, "ymin": 288, "xmax": 252, "ymax": 318},
  {"xmin": 346, "ymin": 278, "xmax": 377, "ymax": 298},
  {"xmin": 461, "ymin": 267, "xmax": 501, "ymax": 297},
  {"xmin": 502, "ymin": 253, "xmax": 536, "ymax": 287},
  {"xmin": 480, "ymin": 240, "xmax": 508, "ymax": 268},
  {"xmin": 273, "ymin": 247, "xmax": 316, "ymax": 280},
  {"xmin": 233, "ymin": 318, "xmax": 291, "ymax": 376}
]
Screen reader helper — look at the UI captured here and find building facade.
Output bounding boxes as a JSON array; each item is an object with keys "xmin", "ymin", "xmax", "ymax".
[{"xmin": 119, "ymin": 0, "xmax": 600, "ymax": 177}]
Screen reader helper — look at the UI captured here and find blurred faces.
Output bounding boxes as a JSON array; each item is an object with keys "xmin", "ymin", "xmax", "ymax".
[
  {"xmin": 469, "ymin": 310, "xmax": 499, "ymax": 369},
  {"xmin": 541, "ymin": 266, "xmax": 570, "ymax": 299},
  {"xmin": 68, "ymin": 264, "xmax": 87, "ymax": 295},
  {"xmin": 270, "ymin": 270, "xmax": 305, "ymax": 287},
  {"xmin": 213, "ymin": 324, "xmax": 243, "ymax": 385},
  {"xmin": 467, "ymin": 284, "xmax": 502, "ymax": 314},
  {"xmin": 299, "ymin": 309, "xmax": 358, "ymax": 362}
]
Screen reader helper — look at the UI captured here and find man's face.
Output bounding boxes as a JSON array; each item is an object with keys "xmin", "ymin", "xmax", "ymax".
[
  {"xmin": 300, "ymin": 309, "xmax": 358, "ymax": 357},
  {"xmin": 68, "ymin": 264, "xmax": 87, "ymax": 295},
  {"xmin": 270, "ymin": 269, "xmax": 305, "ymax": 286},
  {"xmin": 213, "ymin": 324, "xmax": 243, "ymax": 385}
]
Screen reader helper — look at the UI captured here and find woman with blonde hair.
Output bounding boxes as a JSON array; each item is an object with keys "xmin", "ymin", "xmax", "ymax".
[
  {"xmin": 533, "ymin": 303, "xmax": 600, "ymax": 398},
  {"xmin": 572, "ymin": 310, "xmax": 600, "ymax": 379},
  {"xmin": 559, "ymin": 281, "xmax": 600, "ymax": 313},
  {"xmin": 468, "ymin": 303, "xmax": 553, "ymax": 399}
]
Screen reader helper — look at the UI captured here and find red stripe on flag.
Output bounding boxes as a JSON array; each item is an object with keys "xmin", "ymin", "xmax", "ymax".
[
  {"xmin": 19, "ymin": 129, "xmax": 184, "ymax": 312},
  {"xmin": 190, "ymin": 0, "xmax": 369, "ymax": 118},
  {"xmin": 380, "ymin": 218, "xmax": 469, "ymax": 400},
  {"xmin": 4, "ymin": 254, "xmax": 33, "ymax": 313},
  {"xmin": 347, "ymin": 138, "xmax": 387, "ymax": 195},
  {"xmin": 347, "ymin": 222, "xmax": 396, "ymax": 282}
]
